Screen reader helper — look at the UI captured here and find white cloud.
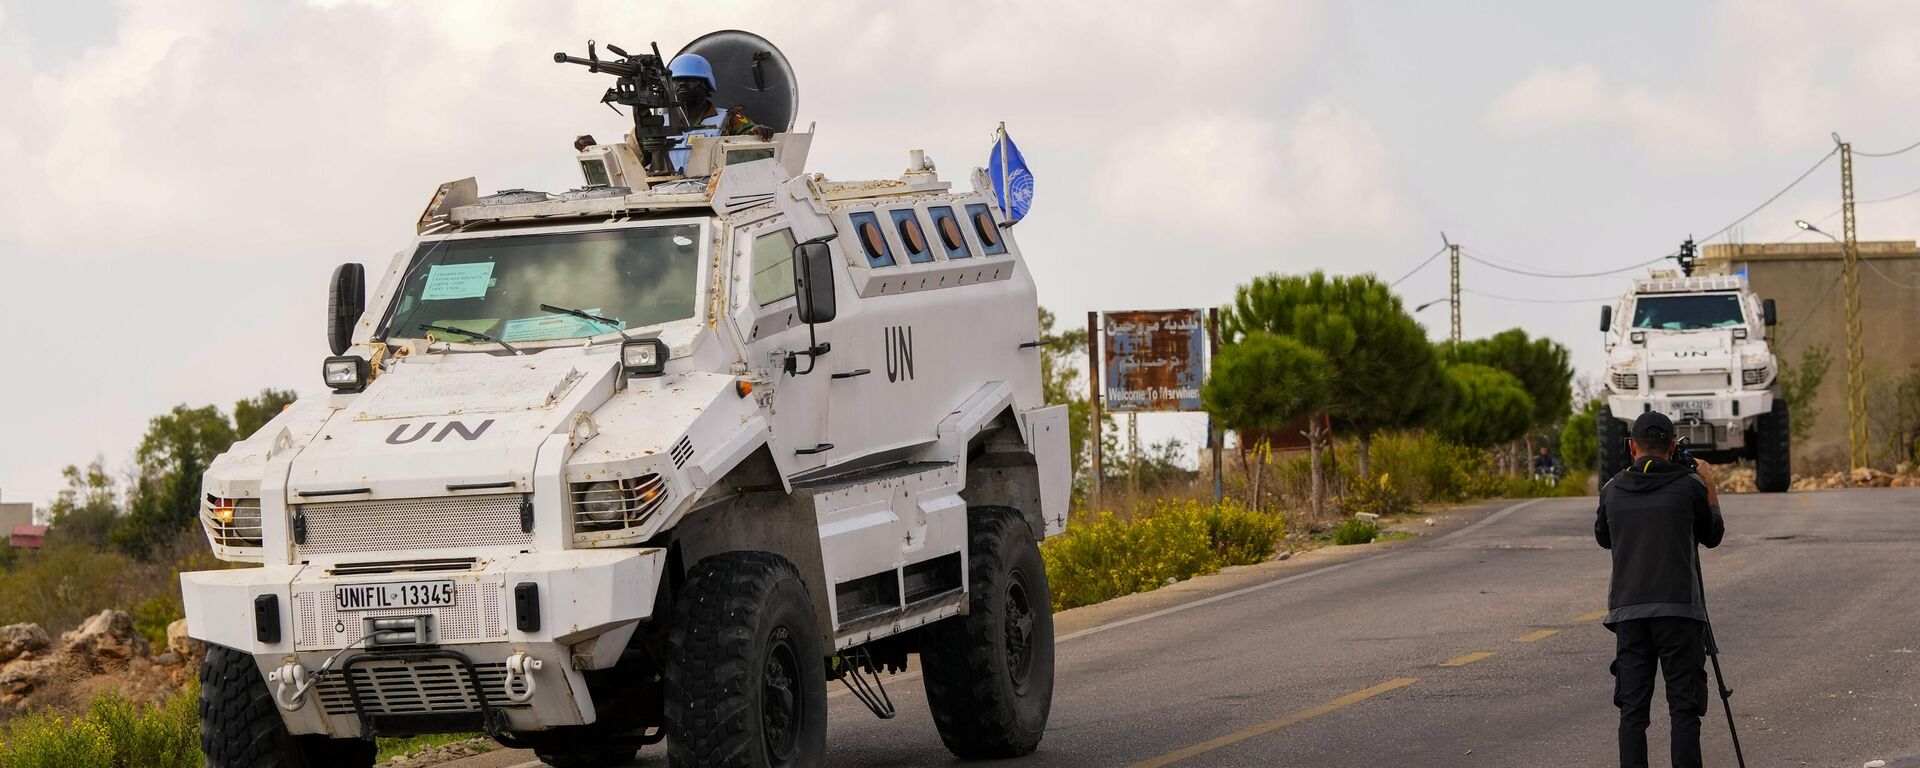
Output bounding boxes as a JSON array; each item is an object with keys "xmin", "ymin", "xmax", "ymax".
[{"xmin": 1486, "ymin": 63, "xmax": 1727, "ymax": 160}]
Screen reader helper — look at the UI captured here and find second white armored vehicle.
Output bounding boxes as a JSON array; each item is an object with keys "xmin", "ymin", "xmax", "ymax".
[
  {"xmin": 182, "ymin": 31, "xmax": 1069, "ymax": 768},
  {"xmin": 1597, "ymin": 258, "xmax": 1789, "ymax": 491}
]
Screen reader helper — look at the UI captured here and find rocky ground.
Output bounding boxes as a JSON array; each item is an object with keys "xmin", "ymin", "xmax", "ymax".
[
  {"xmin": 1714, "ymin": 463, "xmax": 1920, "ymax": 493},
  {"xmin": 0, "ymin": 610, "xmax": 194, "ymax": 717}
]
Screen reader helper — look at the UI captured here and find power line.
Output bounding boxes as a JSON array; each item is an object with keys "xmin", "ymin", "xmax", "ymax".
[
  {"xmin": 1388, "ymin": 245, "xmax": 1449, "ymax": 287},
  {"xmin": 1461, "ymin": 287, "xmax": 1615, "ymax": 304},
  {"xmin": 1700, "ymin": 147, "xmax": 1839, "ymax": 244},
  {"xmin": 1853, "ymin": 137, "xmax": 1920, "ymax": 158},
  {"xmin": 1459, "ymin": 250, "xmax": 1669, "ymax": 279},
  {"xmin": 1862, "ymin": 255, "xmax": 1920, "ymax": 290}
]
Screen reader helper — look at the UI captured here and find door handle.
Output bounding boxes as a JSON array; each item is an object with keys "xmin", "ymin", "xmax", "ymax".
[{"xmin": 795, "ymin": 444, "xmax": 834, "ymax": 456}]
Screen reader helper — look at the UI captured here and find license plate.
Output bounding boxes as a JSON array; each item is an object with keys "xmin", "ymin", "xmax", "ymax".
[
  {"xmin": 1672, "ymin": 400, "xmax": 1711, "ymax": 414},
  {"xmin": 334, "ymin": 581, "xmax": 456, "ymax": 612}
]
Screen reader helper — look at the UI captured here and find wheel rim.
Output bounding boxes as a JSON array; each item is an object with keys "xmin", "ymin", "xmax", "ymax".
[
  {"xmin": 762, "ymin": 626, "xmax": 802, "ymax": 764},
  {"xmin": 1004, "ymin": 569, "xmax": 1037, "ymax": 694}
]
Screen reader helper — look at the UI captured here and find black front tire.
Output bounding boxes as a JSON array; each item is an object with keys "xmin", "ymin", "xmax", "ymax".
[
  {"xmin": 921, "ymin": 507, "xmax": 1056, "ymax": 759},
  {"xmin": 200, "ymin": 644, "xmax": 376, "ymax": 768},
  {"xmin": 1755, "ymin": 398, "xmax": 1792, "ymax": 493},
  {"xmin": 1598, "ymin": 405, "xmax": 1629, "ymax": 480},
  {"xmin": 664, "ymin": 552, "xmax": 827, "ymax": 768}
]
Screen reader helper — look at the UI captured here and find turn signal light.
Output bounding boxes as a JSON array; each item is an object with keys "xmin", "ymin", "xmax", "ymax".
[{"xmin": 736, "ymin": 380, "xmax": 753, "ymax": 398}]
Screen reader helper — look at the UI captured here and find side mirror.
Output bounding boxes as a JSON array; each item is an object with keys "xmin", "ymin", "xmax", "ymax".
[
  {"xmin": 793, "ymin": 240, "xmax": 837, "ymax": 325},
  {"xmin": 1599, "ymin": 305, "xmax": 1613, "ymax": 333},
  {"xmin": 327, "ymin": 263, "xmax": 366, "ymax": 356},
  {"xmin": 1763, "ymin": 298, "xmax": 1777, "ymax": 326}
]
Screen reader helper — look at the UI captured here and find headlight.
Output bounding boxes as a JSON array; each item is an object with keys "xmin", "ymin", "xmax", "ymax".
[
  {"xmin": 202, "ymin": 495, "xmax": 263, "ymax": 549},
  {"xmin": 1611, "ymin": 371, "xmax": 1640, "ymax": 390},
  {"xmin": 323, "ymin": 355, "xmax": 369, "ymax": 392},
  {"xmin": 1629, "ymin": 331, "xmax": 1646, "ymax": 344},
  {"xmin": 577, "ymin": 481, "xmax": 624, "ymax": 523},
  {"xmin": 1732, "ymin": 328, "xmax": 1748, "ymax": 339},
  {"xmin": 1742, "ymin": 367, "xmax": 1769, "ymax": 385},
  {"xmin": 622, "ymin": 338, "xmax": 668, "ymax": 376}
]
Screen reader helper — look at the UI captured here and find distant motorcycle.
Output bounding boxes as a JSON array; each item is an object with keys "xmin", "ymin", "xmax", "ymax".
[{"xmin": 1533, "ymin": 463, "xmax": 1565, "ymax": 487}]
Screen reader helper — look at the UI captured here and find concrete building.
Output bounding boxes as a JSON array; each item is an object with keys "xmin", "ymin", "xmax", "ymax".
[
  {"xmin": 0, "ymin": 502, "xmax": 31, "ymax": 535},
  {"xmin": 1702, "ymin": 241, "xmax": 1920, "ymax": 471}
]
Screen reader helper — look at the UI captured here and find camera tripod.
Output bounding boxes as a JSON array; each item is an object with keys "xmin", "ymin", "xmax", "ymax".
[{"xmin": 1696, "ymin": 558, "xmax": 1749, "ymax": 768}]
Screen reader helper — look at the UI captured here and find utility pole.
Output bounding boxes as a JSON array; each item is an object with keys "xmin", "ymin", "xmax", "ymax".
[
  {"xmin": 1087, "ymin": 311, "xmax": 1104, "ymax": 499},
  {"xmin": 1838, "ymin": 137, "xmax": 1869, "ymax": 472},
  {"xmin": 1449, "ymin": 242, "xmax": 1462, "ymax": 343}
]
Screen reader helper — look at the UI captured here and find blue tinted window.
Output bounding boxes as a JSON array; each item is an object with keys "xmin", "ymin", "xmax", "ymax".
[
  {"xmin": 849, "ymin": 212, "xmax": 894, "ymax": 267},
  {"xmin": 890, "ymin": 209, "xmax": 935, "ymax": 264},
  {"xmin": 965, "ymin": 203, "xmax": 1007, "ymax": 255},
  {"xmin": 929, "ymin": 206, "xmax": 971, "ymax": 259}
]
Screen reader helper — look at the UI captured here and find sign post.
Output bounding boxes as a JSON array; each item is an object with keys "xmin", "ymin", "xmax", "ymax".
[{"xmin": 1086, "ymin": 311, "xmax": 1103, "ymax": 499}]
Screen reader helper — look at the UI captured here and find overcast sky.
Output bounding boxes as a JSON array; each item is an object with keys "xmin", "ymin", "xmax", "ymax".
[{"xmin": 6, "ymin": 0, "xmax": 1920, "ymax": 506}]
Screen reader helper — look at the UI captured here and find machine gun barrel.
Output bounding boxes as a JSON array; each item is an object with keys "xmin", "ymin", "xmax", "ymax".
[{"xmin": 552, "ymin": 51, "xmax": 640, "ymax": 77}]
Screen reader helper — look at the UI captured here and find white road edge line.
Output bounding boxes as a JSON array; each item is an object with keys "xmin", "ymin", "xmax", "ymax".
[{"xmin": 1057, "ymin": 498, "xmax": 1545, "ymax": 644}]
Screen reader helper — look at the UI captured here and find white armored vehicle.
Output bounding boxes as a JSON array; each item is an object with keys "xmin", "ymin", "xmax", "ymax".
[
  {"xmin": 182, "ymin": 31, "xmax": 1068, "ymax": 768},
  {"xmin": 1597, "ymin": 242, "xmax": 1788, "ymax": 492}
]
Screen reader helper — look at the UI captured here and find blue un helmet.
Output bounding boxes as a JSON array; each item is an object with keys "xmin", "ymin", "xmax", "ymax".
[{"xmin": 668, "ymin": 54, "xmax": 718, "ymax": 91}]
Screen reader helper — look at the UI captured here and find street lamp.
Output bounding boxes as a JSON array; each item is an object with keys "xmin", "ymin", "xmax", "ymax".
[
  {"xmin": 1414, "ymin": 298, "xmax": 1454, "ymax": 313},
  {"xmin": 1796, "ymin": 219, "xmax": 1840, "ymax": 243}
]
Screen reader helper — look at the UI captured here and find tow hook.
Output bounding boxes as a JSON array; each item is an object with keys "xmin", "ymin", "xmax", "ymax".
[
  {"xmin": 269, "ymin": 661, "xmax": 314, "ymax": 712},
  {"xmin": 503, "ymin": 651, "xmax": 543, "ymax": 703}
]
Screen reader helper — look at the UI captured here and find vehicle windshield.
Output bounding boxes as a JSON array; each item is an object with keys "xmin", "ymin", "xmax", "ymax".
[
  {"xmin": 1630, "ymin": 294, "xmax": 1744, "ymax": 331},
  {"xmin": 381, "ymin": 225, "xmax": 702, "ymax": 344}
]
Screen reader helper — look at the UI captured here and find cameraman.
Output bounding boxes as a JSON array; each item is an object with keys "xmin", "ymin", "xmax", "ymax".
[{"xmin": 1594, "ymin": 411, "xmax": 1725, "ymax": 768}]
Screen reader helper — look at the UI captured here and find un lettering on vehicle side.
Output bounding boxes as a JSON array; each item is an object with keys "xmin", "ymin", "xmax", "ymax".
[
  {"xmin": 385, "ymin": 419, "xmax": 496, "ymax": 445},
  {"xmin": 885, "ymin": 325, "xmax": 915, "ymax": 382}
]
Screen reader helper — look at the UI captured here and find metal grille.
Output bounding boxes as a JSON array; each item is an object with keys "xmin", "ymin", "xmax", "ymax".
[
  {"xmin": 1742, "ymin": 367, "xmax": 1769, "ymax": 385},
  {"xmin": 294, "ymin": 580, "xmax": 505, "ymax": 650},
  {"xmin": 201, "ymin": 495, "xmax": 263, "ymax": 549},
  {"xmin": 570, "ymin": 475, "xmax": 669, "ymax": 531},
  {"xmin": 1610, "ymin": 372, "xmax": 1639, "ymax": 391},
  {"xmin": 315, "ymin": 659, "xmax": 526, "ymax": 716},
  {"xmin": 297, "ymin": 495, "xmax": 529, "ymax": 555},
  {"xmin": 671, "ymin": 437, "xmax": 694, "ymax": 468},
  {"xmin": 1651, "ymin": 372, "xmax": 1727, "ymax": 392}
]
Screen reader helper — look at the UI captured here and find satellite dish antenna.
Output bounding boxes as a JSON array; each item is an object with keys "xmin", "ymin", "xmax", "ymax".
[{"xmin": 676, "ymin": 30, "xmax": 798, "ymax": 134}]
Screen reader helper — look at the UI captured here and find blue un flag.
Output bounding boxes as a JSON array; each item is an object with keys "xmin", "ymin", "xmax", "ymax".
[{"xmin": 988, "ymin": 125, "xmax": 1035, "ymax": 223}]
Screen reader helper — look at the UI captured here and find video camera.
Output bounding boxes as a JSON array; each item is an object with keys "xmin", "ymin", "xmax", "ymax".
[{"xmin": 1671, "ymin": 436, "xmax": 1700, "ymax": 473}]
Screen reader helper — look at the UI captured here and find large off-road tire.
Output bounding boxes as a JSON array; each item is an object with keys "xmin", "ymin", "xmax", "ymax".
[
  {"xmin": 200, "ymin": 644, "xmax": 376, "ymax": 768},
  {"xmin": 664, "ymin": 552, "xmax": 827, "ymax": 768},
  {"xmin": 1755, "ymin": 398, "xmax": 1792, "ymax": 493},
  {"xmin": 920, "ymin": 507, "xmax": 1056, "ymax": 759},
  {"xmin": 1598, "ymin": 405, "xmax": 1630, "ymax": 480}
]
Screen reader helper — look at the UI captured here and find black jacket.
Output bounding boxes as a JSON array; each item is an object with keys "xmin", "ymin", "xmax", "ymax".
[{"xmin": 1594, "ymin": 456, "xmax": 1725, "ymax": 625}]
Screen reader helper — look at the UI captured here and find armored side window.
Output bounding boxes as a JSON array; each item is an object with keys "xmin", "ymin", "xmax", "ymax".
[
  {"xmin": 891, "ymin": 209, "xmax": 935, "ymax": 264},
  {"xmin": 849, "ymin": 211, "xmax": 895, "ymax": 267},
  {"xmin": 751, "ymin": 228, "xmax": 799, "ymax": 306},
  {"xmin": 965, "ymin": 203, "xmax": 1007, "ymax": 255},
  {"xmin": 929, "ymin": 206, "xmax": 971, "ymax": 259}
]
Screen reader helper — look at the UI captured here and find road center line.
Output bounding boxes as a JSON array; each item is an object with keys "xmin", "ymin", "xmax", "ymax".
[
  {"xmin": 1440, "ymin": 651, "xmax": 1496, "ymax": 667},
  {"xmin": 1513, "ymin": 628, "xmax": 1561, "ymax": 642},
  {"xmin": 1125, "ymin": 677, "xmax": 1420, "ymax": 768},
  {"xmin": 1061, "ymin": 498, "xmax": 1547, "ymax": 644}
]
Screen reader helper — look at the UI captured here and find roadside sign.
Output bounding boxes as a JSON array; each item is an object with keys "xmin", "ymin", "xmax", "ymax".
[{"xmin": 1101, "ymin": 309, "xmax": 1207, "ymax": 413}]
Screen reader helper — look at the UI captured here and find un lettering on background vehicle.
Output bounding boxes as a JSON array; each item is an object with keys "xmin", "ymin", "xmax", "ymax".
[
  {"xmin": 1596, "ymin": 271, "xmax": 1789, "ymax": 492},
  {"xmin": 183, "ymin": 29, "xmax": 1068, "ymax": 768}
]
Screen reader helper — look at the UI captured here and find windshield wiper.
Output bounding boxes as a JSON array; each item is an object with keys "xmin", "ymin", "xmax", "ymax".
[
  {"xmin": 418, "ymin": 323, "xmax": 520, "ymax": 355},
  {"xmin": 537, "ymin": 303, "xmax": 623, "ymax": 331}
]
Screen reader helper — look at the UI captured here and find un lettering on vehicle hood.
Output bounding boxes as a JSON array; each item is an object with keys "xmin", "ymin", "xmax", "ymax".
[
  {"xmin": 1641, "ymin": 331, "xmax": 1734, "ymax": 364},
  {"xmin": 287, "ymin": 354, "xmax": 620, "ymax": 500}
]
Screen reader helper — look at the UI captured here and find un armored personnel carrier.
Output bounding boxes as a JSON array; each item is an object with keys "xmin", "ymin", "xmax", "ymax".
[
  {"xmin": 182, "ymin": 31, "xmax": 1068, "ymax": 768},
  {"xmin": 1597, "ymin": 241, "xmax": 1788, "ymax": 492}
]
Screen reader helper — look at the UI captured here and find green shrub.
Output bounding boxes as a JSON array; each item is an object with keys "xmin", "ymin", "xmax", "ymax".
[
  {"xmin": 0, "ymin": 685, "xmax": 201, "ymax": 768},
  {"xmin": 1332, "ymin": 517, "xmax": 1378, "ymax": 545},
  {"xmin": 1042, "ymin": 499, "xmax": 1283, "ymax": 611},
  {"xmin": 1338, "ymin": 473, "xmax": 1414, "ymax": 518},
  {"xmin": 0, "ymin": 710, "xmax": 120, "ymax": 768}
]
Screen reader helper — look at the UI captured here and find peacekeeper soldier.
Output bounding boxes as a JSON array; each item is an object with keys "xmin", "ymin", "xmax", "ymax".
[
  {"xmin": 660, "ymin": 53, "xmax": 776, "ymax": 174},
  {"xmin": 1594, "ymin": 411, "xmax": 1726, "ymax": 768}
]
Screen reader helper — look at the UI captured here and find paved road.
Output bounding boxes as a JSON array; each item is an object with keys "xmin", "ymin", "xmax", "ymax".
[{"xmin": 448, "ymin": 489, "xmax": 1920, "ymax": 768}]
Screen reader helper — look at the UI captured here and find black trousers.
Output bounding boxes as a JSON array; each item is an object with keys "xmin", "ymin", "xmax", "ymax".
[{"xmin": 1611, "ymin": 616, "xmax": 1708, "ymax": 768}]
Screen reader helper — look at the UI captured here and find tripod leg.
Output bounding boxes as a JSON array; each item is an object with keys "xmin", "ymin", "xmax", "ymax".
[{"xmin": 1705, "ymin": 629, "xmax": 1748, "ymax": 768}]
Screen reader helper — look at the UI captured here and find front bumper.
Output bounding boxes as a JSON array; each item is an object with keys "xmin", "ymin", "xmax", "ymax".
[
  {"xmin": 1607, "ymin": 391, "xmax": 1775, "ymax": 450},
  {"xmin": 181, "ymin": 548, "xmax": 664, "ymax": 737}
]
